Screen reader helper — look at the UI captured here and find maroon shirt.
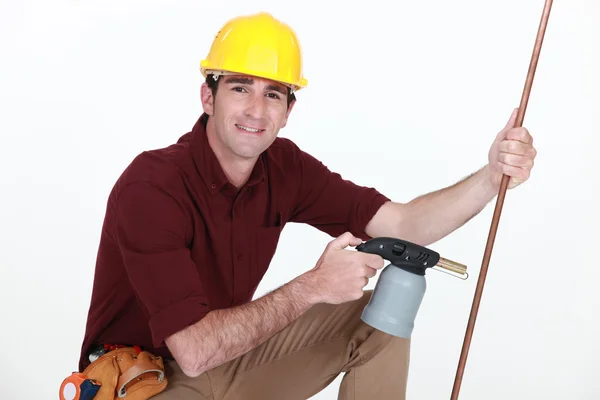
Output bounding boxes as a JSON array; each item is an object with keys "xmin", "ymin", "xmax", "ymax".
[{"xmin": 78, "ymin": 113, "xmax": 389, "ymax": 371}]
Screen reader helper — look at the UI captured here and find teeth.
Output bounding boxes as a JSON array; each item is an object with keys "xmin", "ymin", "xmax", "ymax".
[{"xmin": 236, "ymin": 124, "xmax": 260, "ymax": 133}]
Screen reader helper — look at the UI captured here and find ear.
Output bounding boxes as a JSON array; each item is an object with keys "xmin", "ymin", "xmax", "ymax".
[
  {"xmin": 200, "ymin": 83, "xmax": 215, "ymax": 116},
  {"xmin": 281, "ymin": 99, "xmax": 296, "ymax": 128}
]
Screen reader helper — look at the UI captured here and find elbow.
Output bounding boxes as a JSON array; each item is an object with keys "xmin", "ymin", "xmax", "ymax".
[
  {"xmin": 180, "ymin": 362, "xmax": 205, "ymax": 378},
  {"xmin": 175, "ymin": 350, "xmax": 202, "ymax": 378},
  {"xmin": 370, "ymin": 202, "xmax": 413, "ymax": 240},
  {"xmin": 179, "ymin": 348, "xmax": 222, "ymax": 378},
  {"xmin": 165, "ymin": 335, "xmax": 207, "ymax": 378},
  {"xmin": 173, "ymin": 348, "xmax": 208, "ymax": 378},
  {"xmin": 386, "ymin": 203, "xmax": 428, "ymax": 245}
]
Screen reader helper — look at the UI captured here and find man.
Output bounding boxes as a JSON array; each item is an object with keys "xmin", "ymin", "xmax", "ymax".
[{"xmin": 78, "ymin": 12, "xmax": 536, "ymax": 400}]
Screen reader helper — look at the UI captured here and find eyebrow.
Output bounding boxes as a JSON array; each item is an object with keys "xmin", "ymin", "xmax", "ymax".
[{"xmin": 224, "ymin": 76, "xmax": 287, "ymax": 95}]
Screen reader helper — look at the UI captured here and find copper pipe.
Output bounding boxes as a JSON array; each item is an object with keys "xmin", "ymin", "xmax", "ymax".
[{"xmin": 450, "ymin": 1, "xmax": 554, "ymax": 398}]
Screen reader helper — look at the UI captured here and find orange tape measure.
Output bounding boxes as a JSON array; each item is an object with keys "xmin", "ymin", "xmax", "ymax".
[{"xmin": 59, "ymin": 372, "xmax": 101, "ymax": 400}]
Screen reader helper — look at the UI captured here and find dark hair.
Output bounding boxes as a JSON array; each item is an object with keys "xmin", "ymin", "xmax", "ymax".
[{"xmin": 205, "ymin": 74, "xmax": 296, "ymax": 109}]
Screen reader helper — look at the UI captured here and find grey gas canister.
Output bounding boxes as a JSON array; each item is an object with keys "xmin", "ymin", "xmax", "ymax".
[{"xmin": 356, "ymin": 237, "xmax": 468, "ymax": 338}]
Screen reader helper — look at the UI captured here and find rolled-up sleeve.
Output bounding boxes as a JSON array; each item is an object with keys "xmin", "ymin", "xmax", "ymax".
[
  {"xmin": 114, "ymin": 181, "xmax": 210, "ymax": 348},
  {"xmin": 289, "ymin": 147, "xmax": 390, "ymax": 240}
]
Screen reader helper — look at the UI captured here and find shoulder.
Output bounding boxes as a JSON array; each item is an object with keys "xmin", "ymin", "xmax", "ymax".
[
  {"xmin": 115, "ymin": 134, "xmax": 193, "ymax": 197},
  {"xmin": 102, "ymin": 136, "xmax": 195, "ymax": 240}
]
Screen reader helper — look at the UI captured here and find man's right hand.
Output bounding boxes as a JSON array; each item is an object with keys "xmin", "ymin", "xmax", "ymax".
[{"xmin": 299, "ymin": 232, "xmax": 385, "ymax": 305}]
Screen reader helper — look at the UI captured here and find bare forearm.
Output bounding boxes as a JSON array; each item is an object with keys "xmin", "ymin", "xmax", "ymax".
[
  {"xmin": 398, "ymin": 165, "xmax": 498, "ymax": 245},
  {"xmin": 168, "ymin": 275, "xmax": 316, "ymax": 377}
]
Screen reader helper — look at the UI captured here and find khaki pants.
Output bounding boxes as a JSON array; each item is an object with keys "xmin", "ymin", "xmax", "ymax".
[{"xmin": 153, "ymin": 290, "xmax": 410, "ymax": 399}]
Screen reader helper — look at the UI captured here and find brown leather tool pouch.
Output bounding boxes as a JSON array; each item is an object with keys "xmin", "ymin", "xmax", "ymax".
[{"xmin": 82, "ymin": 347, "xmax": 167, "ymax": 399}]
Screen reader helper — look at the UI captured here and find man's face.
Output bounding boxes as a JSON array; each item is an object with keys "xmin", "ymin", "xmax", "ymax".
[{"xmin": 201, "ymin": 74, "xmax": 295, "ymax": 160}]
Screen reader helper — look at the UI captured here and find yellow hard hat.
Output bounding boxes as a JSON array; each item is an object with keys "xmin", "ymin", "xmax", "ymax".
[{"xmin": 200, "ymin": 12, "xmax": 308, "ymax": 91}]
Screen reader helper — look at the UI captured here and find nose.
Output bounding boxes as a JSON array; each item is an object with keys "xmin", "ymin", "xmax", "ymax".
[{"xmin": 244, "ymin": 92, "xmax": 267, "ymax": 119}]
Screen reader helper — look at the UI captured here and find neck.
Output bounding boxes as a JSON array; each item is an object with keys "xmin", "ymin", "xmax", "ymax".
[{"xmin": 205, "ymin": 117, "xmax": 257, "ymax": 189}]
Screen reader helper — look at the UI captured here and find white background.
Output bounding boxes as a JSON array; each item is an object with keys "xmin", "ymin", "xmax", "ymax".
[{"xmin": 1, "ymin": 0, "xmax": 598, "ymax": 399}]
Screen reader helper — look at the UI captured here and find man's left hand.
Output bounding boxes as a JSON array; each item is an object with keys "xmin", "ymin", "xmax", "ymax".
[{"xmin": 486, "ymin": 108, "xmax": 537, "ymax": 191}]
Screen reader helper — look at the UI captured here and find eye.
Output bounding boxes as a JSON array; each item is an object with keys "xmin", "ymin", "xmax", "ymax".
[
  {"xmin": 232, "ymin": 86, "xmax": 247, "ymax": 93},
  {"xmin": 266, "ymin": 92, "xmax": 281, "ymax": 100}
]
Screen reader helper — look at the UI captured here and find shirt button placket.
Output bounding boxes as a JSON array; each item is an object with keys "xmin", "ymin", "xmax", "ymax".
[{"xmin": 231, "ymin": 195, "xmax": 248, "ymax": 305}]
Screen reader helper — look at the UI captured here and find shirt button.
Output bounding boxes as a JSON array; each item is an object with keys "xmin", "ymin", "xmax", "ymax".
[{"xmin": 211, "ymin": 183, "xmax": 216, "ymax": 189}]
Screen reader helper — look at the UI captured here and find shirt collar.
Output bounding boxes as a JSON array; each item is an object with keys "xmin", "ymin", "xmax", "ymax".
[{"xmin": 188, "ymin": 113, "xmax": 265, "ymax": 194}]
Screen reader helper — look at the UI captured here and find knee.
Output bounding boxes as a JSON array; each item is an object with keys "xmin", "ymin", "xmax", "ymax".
[
  {"xmin": 367, "ymin": 329, "xmax": 411, "ymax": 368},
  {"xmin": 345, "ymin": 321, "xmax": 411, "ymax": 372}
]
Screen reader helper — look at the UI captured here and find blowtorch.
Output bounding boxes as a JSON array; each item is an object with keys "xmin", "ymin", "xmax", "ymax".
[{"xmin": 356, "ymin": 237, "xmax": 468, "ymax": 338}]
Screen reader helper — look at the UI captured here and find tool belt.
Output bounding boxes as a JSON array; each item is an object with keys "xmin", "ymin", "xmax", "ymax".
[{"xmin": 60, "ymin": 346, "xmax": 167, "ymax": 400}]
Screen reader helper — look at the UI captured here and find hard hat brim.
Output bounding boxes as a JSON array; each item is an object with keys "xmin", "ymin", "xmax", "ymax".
[{"xmin": 200, "ymin": 66, "xmax": 307, "ymax": 92}]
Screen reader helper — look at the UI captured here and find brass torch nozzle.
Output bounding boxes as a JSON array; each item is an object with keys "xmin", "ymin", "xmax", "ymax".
[{"xmin": 435, "ymin": 257, "xmax": 468, "ymax": 278}]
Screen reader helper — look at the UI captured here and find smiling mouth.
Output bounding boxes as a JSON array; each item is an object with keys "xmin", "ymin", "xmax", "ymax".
[{"xmin": 236, "ymin": 124, "xmax": 264, "ymax": 133}]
